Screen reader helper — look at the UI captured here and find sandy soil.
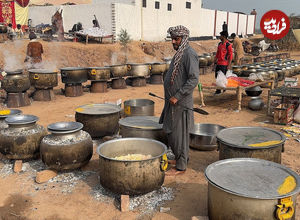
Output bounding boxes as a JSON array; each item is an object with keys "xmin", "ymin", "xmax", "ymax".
[{"xmin": 0, "ymin": 39, "xmax": 299, "ymax": 220}]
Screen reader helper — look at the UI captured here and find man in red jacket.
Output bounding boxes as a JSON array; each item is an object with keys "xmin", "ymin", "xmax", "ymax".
[{"xmin": 214, "ymin": 31, "xmax": 233, "ymax": 94}]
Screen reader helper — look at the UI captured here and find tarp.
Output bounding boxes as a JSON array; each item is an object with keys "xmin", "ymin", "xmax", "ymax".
[
  {"xmin": 15, "ymin": 0, "xmax": 29, "ymax": 7},
  {"xmin": 292, "ymin": 29, "xmax": 300, "ymax": 45},
  {"xmin": 15, "ymin": 1, "xmax": 28, "ymax": 26},
  {"xmin": 0, "ymin": 1, "xmax": 16, "ymax": 28}
]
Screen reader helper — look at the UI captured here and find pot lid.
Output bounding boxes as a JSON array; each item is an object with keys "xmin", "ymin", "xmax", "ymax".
[
  {"xmin": 119, "ymin": 116, "xmax": 162, "ymax": 130},
  {"xmin": 28, "ymin": 69, "xmax": 58, "ymax": 74},
  {"xmin": 75, "ymin": 104, "xmax": 121, "ymax": 115},
  {"xmin": 148, "ymin": 62, "xmax": 166, "ymax": 65},
  {"xmin": 109, "ymin": 64, "xmax": 127, "ymax": 67},
  {"xmin": 216, "ymin": 127, "xmax": 285, "ymax": 149},
  {"xmin": 0, "ymin": 109, "xmax": 22, "ymax": 119},
  {"xmin": 4, "ymin": 69, "xmax": 23, "ymax": 75},
  {"xmin": 205, "ymin": 158, "xmax": 300, "ymax": 199},
  {"xmin": 60, "ymin": 67, "xmax": 86, "ymax": 71},
  {"xmin": 127, "ymin": 63, "xmax": 149, "ymax": 66},
  {"xmin": 48, "ymin": 121, "xmax": 83, "ymax": 134},
  {"xmin": 5, "ymin": 114, "xmax": 38, "ymax": 125}
]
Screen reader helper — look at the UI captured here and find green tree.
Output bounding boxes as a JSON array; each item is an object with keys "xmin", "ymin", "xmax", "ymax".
[{"xmin": 118, "ymin": 29, "xmax": 131, "ymax": 62}]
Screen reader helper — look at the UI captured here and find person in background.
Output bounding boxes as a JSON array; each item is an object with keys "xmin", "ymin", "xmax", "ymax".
[
  {"xmin": 159, "ymin": 25, "xmax": 199, "ymax": 176},
  {"xmin": 214, "ymin": 31, "xmax": 233, "ymax": 94},
  {"xmin": 7, "ymin": 23, "xmax": 14, "ymax": 40},
  {"xmin": 231, "ymin": 33, "xmax": 244, "ymax": 65},
  {"xmin": 222, "ymin": 21, "xmax": 228, "ymax": 32},
  {"xmin": 15, "ymin": 24, "xmax": 23, "ymax": 39},
  {"xmin": 24, "ymin": 32, "xmax": 43, "ymax": 68}
]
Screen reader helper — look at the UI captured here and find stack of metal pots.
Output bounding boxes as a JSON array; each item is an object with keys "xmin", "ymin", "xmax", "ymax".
[
  {"xmin": 75, "ymin": 103, "xmax": 121, "ymax": 138},
  {"xmin": 28, "ymin": 69, "xmax": 58, "ymax": 101},
  {"xmin": 40, "ymin": 122, "xmax": 93, "ymax": 170},
  {"xmin": 109, "ymin": 64, "xmax": 128, "ymax": 89},
  {"xmin": 245, "ymin": 86, "xmax": 264, "ymax": 111},
  {"xmin": 2, "ymin": 69, "xmax": 31, "ymax": 108},
  {"xmin": 87, "ymin": 67, "xmax": 110, "ymax": 93},
  {"xmin": 149, "ymin": 62, "xmax": 167, "ymax": 84},
  {"xmin": 127, "ymin": 63, "xmax": 150, "ymax": 87},
  {"xmin": 0, "ymin": 114, "xmax": 47, "ymax": 160},
  {"xmin": 60, "ymin": 67, "xmax": 88, "ymax": 97}
]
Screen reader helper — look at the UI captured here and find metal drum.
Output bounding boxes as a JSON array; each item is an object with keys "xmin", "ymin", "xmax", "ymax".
[
  {"xmin": 217, "ymin": 127, "xmax": 286, "ymax": 163},
  {"xmin": 123, "ymin": 99, "xmax": 155, "ymax": 117},
  {"xmin": 190, "ymin": 123, "xmax": 225, "ymax": 151},
  {"xmin": 119, "ymin": 116, "xmax": 167, "ymax": 144},
  {"xmin": 205, "ymin": 158, "xmax": 300, "ymax": 220},
  {"xmin": 75, "ymin": 104, "xmax": 121, "ymax": 138},
  {"xmin": 96, "ymin": 138, "xmax": 167, "ymax": 195}
]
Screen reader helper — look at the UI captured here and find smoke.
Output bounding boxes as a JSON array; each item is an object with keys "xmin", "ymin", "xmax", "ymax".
[{"xmin": 2, "ymin": 40, "xmax": 25, "ymax": 71}]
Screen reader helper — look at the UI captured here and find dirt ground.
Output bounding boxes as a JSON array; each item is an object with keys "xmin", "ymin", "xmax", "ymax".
[{"xmin": 0, "ymin": 39, "xmax": 299, "ymax": 220}]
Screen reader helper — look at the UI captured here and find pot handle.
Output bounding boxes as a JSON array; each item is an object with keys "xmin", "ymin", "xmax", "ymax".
[
  {"xmin": 33, "ymin": 74, "xmax": 39, "ymax": 80},
  {"xmin": 282, "ymin": 144, "xmax": 285, "ymax": 153},
  {"xmin": 276, "ymin": 197, "xmax": 294, "ymax": 220},
  {"xmin": 160, "ymin": 154, "xmax": 168, "ymax": 171},
  {"xmin": 91, "ymin": 69, "xmax": 97, "ymax": 75},
  {"xmin": 61, "ymin": 72, "xmax": 66, "ymax": 77},
  {"xmin": 149, "ymin": 65, "xmax": 152, "ymax": 70}
]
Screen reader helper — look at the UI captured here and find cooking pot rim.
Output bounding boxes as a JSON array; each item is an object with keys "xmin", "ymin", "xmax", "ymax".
[
  {"xmin": 205, "ymin": 158, "xmax": 300, "ymax": 199},
  {"xmin": 87, "ymin": 67, "xmax": 110, "ymax": 70},
  {"xmin": 28, "ymin": 69, "xmax": 58, "ymax": 74},
  {"xmin": 47, "ymin": 121, "xmax": 83, "ymax": 134},
  {"xmin": 0, "ymin": 109, "xmax": 22, "ymax": 119},
  {"xmin": 119, "ymin": 116, "xmax": 162, "ymax": 130},
  {"xmin": 216, "ymin": 126, "xmax": 286, "ymax": 149},
  {"xmin": 96, "ymin": 137, "xmax": 167, "ymax": 162},
  {"xmin": 60, "ymin": 67, "xmax": 87, "ymax": 71},
  {"xmin": 4, "ymin": 69, "xmax": 23, "ymax": 74},
  {"xmin": 127, "ymin": 63, "xmax": 150, "ymax": 66},
  {"xmin": 124, "ymin": 99, "xmax": 154, "ymax": 106},
  {"xmin": 75, "ymin": 103, "xmax": 121, "ymax": 115},
  {"xmin": 190, "ymin": 123, "xmax": 226, "ymax": 136},
  {"xmin": 5, "ymin": 114, "xmax": 38, "ymax": 125},
  {"xmin": 109, "ymin": 64, "xmax": 127, "ymax": 67}
]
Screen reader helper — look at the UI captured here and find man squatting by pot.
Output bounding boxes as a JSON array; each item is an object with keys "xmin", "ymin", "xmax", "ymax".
[{"xmin": 159, "ymin": 25, "xmax": 199, "ymax": 176}]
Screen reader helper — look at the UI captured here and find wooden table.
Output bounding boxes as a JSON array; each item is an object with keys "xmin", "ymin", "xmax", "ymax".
[
  {"xmin": 75, "ymin": 33, "xmax": 114, "ymax": 44},
  {"xmin": 198, "ymin": 80, "xmax": 275, "ymax": 112}
]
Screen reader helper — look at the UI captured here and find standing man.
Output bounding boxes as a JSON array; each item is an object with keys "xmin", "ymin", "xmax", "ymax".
[
  {"xmin": 159, "ymin": 25, "xmax": 199, "ymax": 176},
  {"xmin": 222, "ymin": 22, "xmax": 228, "ymax": 32},
  {"xmin": 214, "ymin": 31, "xmax": 233, "ymax": 94},
  {"xmin": 24, "ymin": 32, "xmax": 44, "ymax": 68},
  {"xmin": 231, "ymin": 33, "xmax": 244, "ymax": 65}
]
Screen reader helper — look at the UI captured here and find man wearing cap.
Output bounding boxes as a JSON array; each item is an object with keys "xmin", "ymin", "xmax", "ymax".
[
  {"xmin": 214, "ymin": 31, "xmax": 233, "ymax": 94},
  {"xmin": 159, "ymin": 25, "xmax": 199, "ymax": 176},
  {"xmin": 24, "ymin": 32, "xmax": 44, "ymax": 68}
]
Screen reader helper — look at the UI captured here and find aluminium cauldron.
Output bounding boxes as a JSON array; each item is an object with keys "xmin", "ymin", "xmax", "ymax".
[
  {"xmin": 2, "ymin": 70, "xmax": 31, "ymax": 93},
  {"xmin": 149, "ymin": 62, "xmax": 167, "ymax": 74},
  {"xmin": 96, "ymin": 138, "xmax": 167, "ymax": 195},
  {"xmin": 87, "ymin": 67, "xmax": 110, "ymax": 80},
  {"xmin": 75, "ymin": 104, "xmax": 121, "ymax": 138},
  {"xmin": 217, "ymin": 127, "xmax": 286, "ymax": 163},
  {"xmin": 40, "ymin": 122, "xmax": 93, "ymax": 171},
  {"xmin": 28, "ymin": 69, "xmax": 58, "ymax": 89},
  {"xmin": 60, "ymin": 67, "xmax": 88, "ymax": 84},
  {"xmin": 0, "ymin": 115, "xmax": 46, "ymax": 160},
  {"xmin": 109, "ymin": 64, "xmax": 128, "ymax": 78},
  {"xmin": 123, "ymin": 99, "xmax": 154, "ymax": 117},
  {"xmin": 128, "ymin": 63, "xmax": 151, "ymax": 77},
  {"xmin": 206, "ymin": 158, "xmax": 300, "ymax": 220},
  {"xmin": 119, "ymin": 116, "xmax": 167, "ymax": 144}
]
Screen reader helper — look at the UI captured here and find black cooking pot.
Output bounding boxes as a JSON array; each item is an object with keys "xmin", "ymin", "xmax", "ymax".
[
  {"xmin": 60, "ymin": 67, "xmax": 88, "ymax": 84},
  {"xmin": 245, "ymin": 86, "xmax": 262, "ymax": 97}
]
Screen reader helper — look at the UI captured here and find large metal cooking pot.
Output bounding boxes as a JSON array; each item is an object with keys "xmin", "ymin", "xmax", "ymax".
[
  {"xmin": 248, "ymin": 96, "xmax": 264, "ymax": 111},
  {"xmin": 242, "ymin": 67, "xmax": 256, "ymax": 77},
  {"xmin": 87, "ymin": 67, "xmax": 110, "ymax": 80},
  {"xmin": 40, "ymin": 122, "xmax": 93, "ymax": 171},
  {"xmin": 128, "ymin": 63, "xmax": 150, "ymax": 77},
  {"xmin": 163, "ymin": 58, "xmax": 172, "ymax": 71},
  {"xmin": 123, "ymin": 99, "xmax": 154, "ymax": 117},
  {"xmin": 149, "ymin": 62, "xmax": 167, "ymax": 74},
  {"xmin": 96, "ymin": 138, "xmax": 167, "ymax": 195},
  {"xmin": 60, "ymin": 67, "xmax": 88, "ymax": 84},
  {"xmin": 75, "ymin": 104, "xmax": 121, "ymax": 138},
  {"xmin": 28, "ymin": 69, "xmax": 58, "ymax": 89},
  {"xmin": 2, "ymin": 70, "xmax": 31, "ymax": 93},
  {"xmin": 217, "ymin": 127, "xmax": 286, "ymax": 163},
  {"xmin": 119, "ymin": 116, "xmax": 167, "ymax": 144},
  {"xmin": 206, "ymin": 158, "xmax": 300, "ymax": 220},
  {"xmin": 0, "ymin": 109, "xmax": 22, "ymax": 130},
  {"xmin": 0, "ymin": 115, "xmax": 46, "ymax": 160},
  {"xmin": 232, "ymin": 66, "xmax": 242, "ymax": 75},
  {"xmin": 198, "ymin": 56, "xmax": 208, "ymax": 67},
  {"xmin": 109, "ymin": 64, "xmax": 128, "ymax": 78},
  {"xmin": 245, "ymin": 86, "xmax": 262, "ymax": 97},
  {"xmin": 203, "ymin": 53, "xmax": 213, "ymax": 66},
  {"xmin": 190, "ymin": 123, "xmax": 225, "ymax": 151}
]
